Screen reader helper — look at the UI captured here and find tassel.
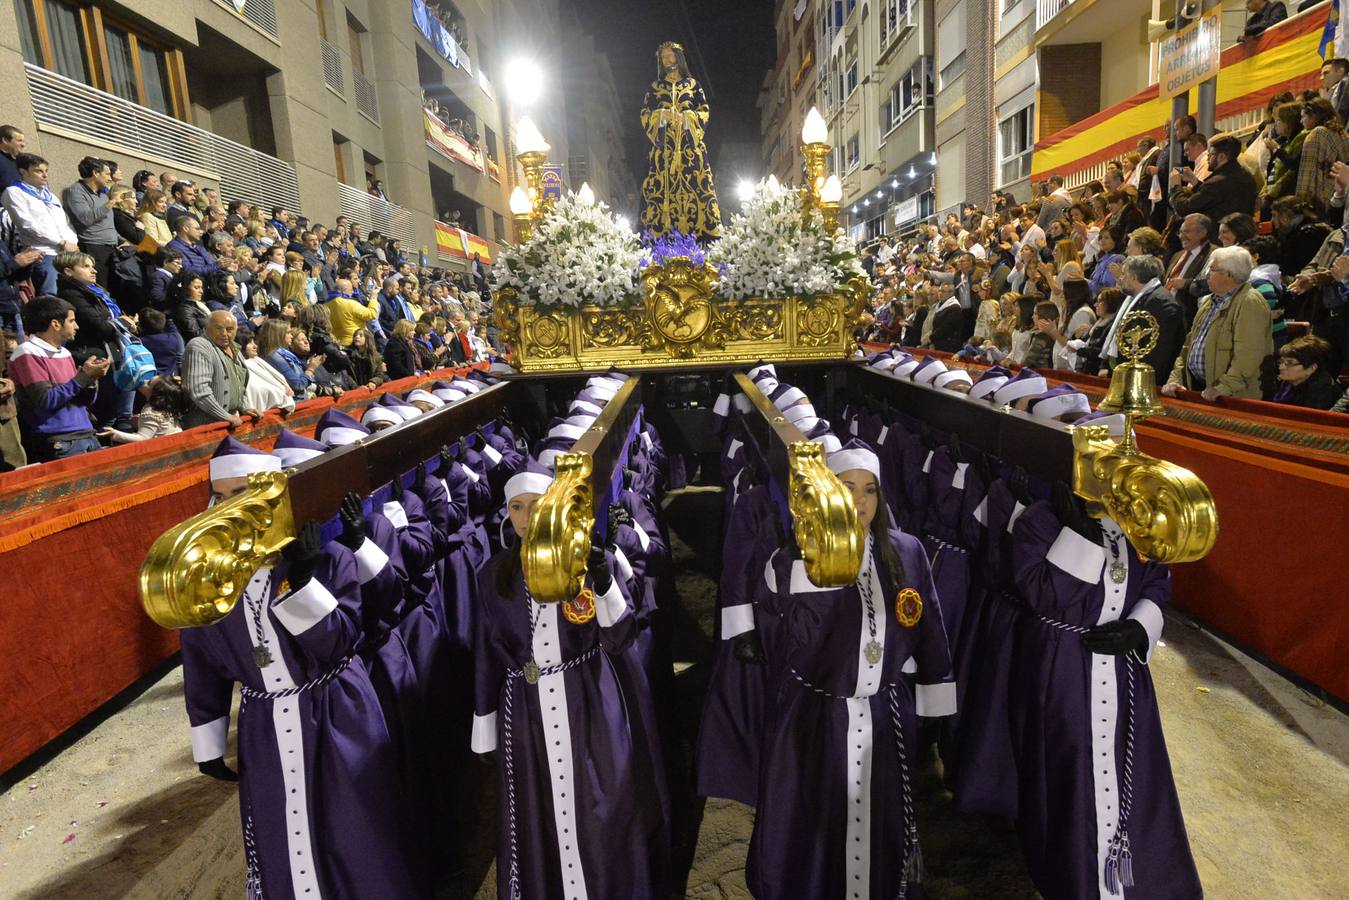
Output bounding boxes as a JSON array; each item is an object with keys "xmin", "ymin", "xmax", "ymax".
[
  {"xmin": 1118, "ymin": 832, "xmax": 1135, "ymax": 888},
  {"xmin": 902, "ymin": 842, "xmax": 925, "ymax": 884}
]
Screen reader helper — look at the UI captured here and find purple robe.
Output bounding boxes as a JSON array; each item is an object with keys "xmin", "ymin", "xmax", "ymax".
[
  {"xmin": 180, "ymin": 543, "xmax": 424, "ymax": 899},
  {"xmin": 471, "ymin": 549, "xmax": 671, "ymax": 900},
  {"xmin": 1009, "ymin": 503, "xmax": 1202, "ymax": 900},
  {"xmin": 747, "ymin": 531, "xmax": 955, "ymax": 900},
  {"xmin": 948, "ymin": 479, "xmax": 1026, "ymax": 818}
]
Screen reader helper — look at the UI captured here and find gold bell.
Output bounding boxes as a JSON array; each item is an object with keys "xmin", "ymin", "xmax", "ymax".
[{"xmin": 1099, "ymin": 310, "xmax": 1165, "ymax": 421}]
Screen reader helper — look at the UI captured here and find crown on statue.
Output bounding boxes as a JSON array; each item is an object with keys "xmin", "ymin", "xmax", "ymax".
[{"xmin": 658, "ymin": 41, "xmax": 685, "ymax": 53}]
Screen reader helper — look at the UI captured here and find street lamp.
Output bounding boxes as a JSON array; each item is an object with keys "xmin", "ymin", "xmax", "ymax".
[
  {"xmin": 510, "ymin": 186, "xmax": 533, "ymax": 242},
  {"xmin": 577, "ymin": 182, "xmax": 596, "ymax": 206},
  {"xmin": 515, "ymin": 116, "xmax": 551, "ymax": 216},
  {"xmin": 820, "ymin": 175, "xmax": 842, "ymax": 231},
  {"xmin": 800, "ymin": 106, "xmax": 830, "ymax": 213},
  {"xmin": 505, "ymin": 58, "xmax": 543, "ymax": 106}
]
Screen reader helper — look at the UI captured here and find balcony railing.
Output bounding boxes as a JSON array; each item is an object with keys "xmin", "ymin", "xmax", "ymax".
[
  {"xmin": 337, "ymin": 182, "xmax": 415, "ymax": 246},
  {"xmin": 1036, "ymin": 0, "xmax": 1074, "ymax": 30},
  {"xmin": 354, "ymin": 72, "xmax": 379, "ymax": 123},
  {"xmin": 24, "ymin": 63, "xmax": 299, "ymax": 213},
  {"xmin": 321, "ymin": 40, "xmax": 344, "ymax": 94},
  {"xmin": 213, "ymin": 0, "xmax": 278, "ymax": 38},
  {"xmin": 412, "ymin": 0, "xmax": 472, "ymax": 74}
]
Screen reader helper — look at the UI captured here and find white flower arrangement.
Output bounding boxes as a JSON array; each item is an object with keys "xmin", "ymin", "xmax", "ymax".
[
  {"xmin": 494, "ymin": 192, "xmax": 644, "ymax": 308},
  {"xmin": 708, "ymin": 178, "xmax": 865, "ymax": 300}
]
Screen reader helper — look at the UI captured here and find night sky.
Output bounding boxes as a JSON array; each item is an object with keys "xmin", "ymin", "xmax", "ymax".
[{"xmin": 567, "ymin": 0, "xmax": 776, "ymax": 187}]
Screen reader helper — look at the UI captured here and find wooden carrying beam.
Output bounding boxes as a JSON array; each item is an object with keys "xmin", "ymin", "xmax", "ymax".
[
  {"xmin": 522, "ymin": 376, "xmax": 645, "ymax": 602},
  {"xmin": 841, "ymin": 366, "xmax": 1076, "ymax": 484},
  {"xmin": 729, "ymin": 372, "xmax": 863, "ymax": 587},
  {"xmin": 139, "ymin": 382, "xmax": 520, "ymax": 629}
]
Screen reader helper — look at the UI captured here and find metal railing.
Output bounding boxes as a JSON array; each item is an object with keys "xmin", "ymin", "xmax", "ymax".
[
  {"xmin": 354, "ymin": 72, "xmax": 379, "ymax": 123},
  {"xmin": 321, "ymin": 40, "xmax": 344, "ymax": 94},
  {"xmin": 24, "ymin": 63, "xmax": 299, "ymax": 212},
  {"xmin": 336, "ymin": 182, "xmax": 415, "ymax": 246},
  {"xmin": 1035, "ymin": 0, "xmax": 1074, "ymax": 30},
  {"xmin": 213, "ymin": 0, "xmax": 278, "ymax": 38}
]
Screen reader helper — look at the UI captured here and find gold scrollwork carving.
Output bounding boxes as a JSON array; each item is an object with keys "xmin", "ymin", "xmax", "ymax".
[
  {"xmin": 1072, "ymin": 426, "xmax": 1218, "ymax": 563},
  {"xmin": 523, "ymin": 451, "xmax": 595, "ymax": 602},
  {"xmin": 581, "ymin": 309, "xmax": 646, "ymax": 349},
  {"xmin": 724, "ymin": 301, "xmax": 784, "ymax": 341},
  {"xmin": 139, "ymin": 471, "xmax": 296, "ymax": 629},
  {"xmin": 796, "ymin": 297, "xmax": 842, "ymax": 347},
  {"xmin": 788, "ymin": 440, "xmax": 864, "ymax": 586}
]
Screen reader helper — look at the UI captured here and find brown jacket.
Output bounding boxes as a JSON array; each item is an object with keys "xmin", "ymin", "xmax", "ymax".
[{"xmin": 1166, "ymin": 282, "xmax": 1272, "ymax": 399}]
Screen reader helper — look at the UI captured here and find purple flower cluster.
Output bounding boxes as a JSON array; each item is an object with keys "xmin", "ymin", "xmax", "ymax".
[{"xmin": 640, "ymin": 230, "xmax": 708, "ymax": 269}]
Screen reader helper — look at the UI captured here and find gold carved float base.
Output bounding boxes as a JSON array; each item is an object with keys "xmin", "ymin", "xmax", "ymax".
[{"xmin": 496, "ymin": 258, "xmax": 868, "ymax": 373}]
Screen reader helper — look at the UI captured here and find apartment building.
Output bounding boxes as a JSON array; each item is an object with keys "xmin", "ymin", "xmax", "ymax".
[
  {"xmin": 758, "ymin": 0, "xmax": 817, "ymax": 188},
  {"xmin": 562, "ymin": 20, "xmax": 637, "ymax": 218},
  {"xmin": 0, "ymin": 0, "xmax": 598, "ymax": 270},
  {"xmin": 818, "ymin": 0, "xmax": 937, "ymax": 242}
]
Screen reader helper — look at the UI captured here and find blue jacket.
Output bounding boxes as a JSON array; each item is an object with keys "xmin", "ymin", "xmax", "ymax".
[
  {"xmin": 166, "ymin": 238, "xmax": 220, "ymax": 277},
  {"xmin": 141, "ymin": 330, "xmax": 184, "ymax": 377},
  {"xmin": 267, "ymin": 348, "xmax": 311, "ymax": 393}
]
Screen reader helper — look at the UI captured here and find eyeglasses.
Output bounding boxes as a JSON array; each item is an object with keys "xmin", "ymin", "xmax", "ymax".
[{"xmin": 1277, "ymin": 357, "xmax": 1304, "ymax": 368}]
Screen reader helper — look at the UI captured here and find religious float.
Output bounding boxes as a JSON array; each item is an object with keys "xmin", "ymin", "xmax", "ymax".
[{"xmin": 6, "ymin": 41, "xmax": 1346, "ymax": 793}]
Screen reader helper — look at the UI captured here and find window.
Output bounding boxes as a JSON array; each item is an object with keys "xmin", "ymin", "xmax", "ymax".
[
  {"xmin": 879, "ymin": 0, "xmax": 910, "ymax": 46},
  {"xmin": 845, "ymin": 59, "xmax": 858, "ymax": 96},
  {"xmin": 333, "ymin": 135, "xmax": 349, "ymax": 185},
  {"xmin": 493, "ymin": 212, "xmax": 505, "ymax": 241},
  {"xmin": 846, "ymin": 133, "xmax": 859, "ymax": 171},
  {"xmin": 316, "ymin": 0, "xmax": 329, "ymax": 40},
  {"xmin": 846, "ymin": 0, "xmax": 856, "ymax": 16},
  {"xmin": 881, "ymin": 57, "xmax": 932, "ymax": 133},
  {"xmin": 937, "ymin": 0, "xmax": 967, "ymax": 89},
  {"xmin": 998, "ymin": 104, "xmax": 1034, "ymax": 185},
  {"xmin": 347, "ymin": 16, "xmax": 366, "ymax": 76},
  {"xmin": 15, "ymin": 0, "xmax": 186, "ymax": 118},
  {"xmin": 484, "ymin": 126, "xmax": 499, "ymax": 164}
]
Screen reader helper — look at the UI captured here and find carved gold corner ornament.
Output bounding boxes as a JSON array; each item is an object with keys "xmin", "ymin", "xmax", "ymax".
[
  {"xmin": 497, "ymin": 259, "xmax": 869, "ymax": 373},
  {"xmin": 788, "ymin": 440, "xmax": 864, "ymax": 586},
  {"xmin": 523, "ymin": 451, "xmax": 595, "ymax": 603},
  {"xmin": 140, "ymin": 470, "xmax": 296, "ymax": 629},
  {"xmin": 1071, "ymin": 310, "xmax": 1218, "ymax": 564}
]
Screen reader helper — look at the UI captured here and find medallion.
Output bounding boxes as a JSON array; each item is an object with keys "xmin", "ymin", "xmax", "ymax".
[
  {"xmin": 563, "ymin": 587, "xmax": 598, "ymax": 625},
  {"xmin": 895, "ymin": 588, "xmax": 923, "ymax": 627},
  {"xmin": 251, "ymin": 644, "xmax": 273, "ymax": 668},
  {"xmin": 864, "ymin": 640, "xmax": 883, "ymax": 665},
  {"xmin": 1110, "ymin": 560, "xmax": 1127, "ymax": 584},
  {"xmin": 524, "ymin": 660, "xmax": 541, "ymax": 684}
]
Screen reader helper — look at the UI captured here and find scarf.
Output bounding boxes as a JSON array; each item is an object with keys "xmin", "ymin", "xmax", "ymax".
[
  {"xmin": 14, "ymin": 181, "xmax": 58, "ymax": 207},
  {"xmin": 86, "ymin": 281, "xmax": 124, "ymax": 319}
]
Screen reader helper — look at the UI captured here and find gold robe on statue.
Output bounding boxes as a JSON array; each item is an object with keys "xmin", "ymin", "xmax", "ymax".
[{"xmin": 640, "ymin": 75, "xmax": 722, "ymax": 240}]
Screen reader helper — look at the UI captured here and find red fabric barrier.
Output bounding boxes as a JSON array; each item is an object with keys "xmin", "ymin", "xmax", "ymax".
[{"xmin": 0, "ymin": 364, "xmax": 486, "ymax": 775}]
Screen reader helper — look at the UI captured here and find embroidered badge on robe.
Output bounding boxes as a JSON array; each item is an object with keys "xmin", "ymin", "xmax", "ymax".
[
  {"xmin": 563, "ymin": 587, "xmax": 597, "ymax": 625},
  {"xmin": 895, "ymin": 588, "xmax": 923, "ymax": 627}
]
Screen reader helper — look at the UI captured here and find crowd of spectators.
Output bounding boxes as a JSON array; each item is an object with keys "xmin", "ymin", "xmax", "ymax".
[
  {"xmin": 857, "ymin": 95, "xmax": 1349, "ymax": 416},
  {"xmin": 0, "ymin": 124, "xmax": 500, "ymax": 470}
]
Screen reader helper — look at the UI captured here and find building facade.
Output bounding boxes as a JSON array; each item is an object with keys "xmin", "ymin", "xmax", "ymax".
[
  {"xmin": 758, "ymin": 0, "xmax": 817, "ymax": 189},
  {"xmin": 562, "ymin": 19, "xmax": 637, "ymax": 219},
  {"xmin": 0, "ymin": 0, "xmax": 605, "ymax": 270}
]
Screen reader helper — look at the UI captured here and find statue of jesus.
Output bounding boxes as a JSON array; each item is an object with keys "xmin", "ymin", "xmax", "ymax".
[{"xmin": 639, "ymin": 41, "xmax": 722, "ymax": 241}]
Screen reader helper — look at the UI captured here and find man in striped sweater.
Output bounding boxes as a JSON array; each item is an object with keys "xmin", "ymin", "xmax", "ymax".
[{"xmin": 9, "ymin": 295, "xmax": 109, "ymax": 461}]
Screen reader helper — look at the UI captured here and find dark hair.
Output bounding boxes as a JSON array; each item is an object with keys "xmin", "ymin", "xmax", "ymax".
[
  {"xmin": 152, "ymin": 247, "xmax": 183, "ymax": 268},
  {"xmin": 1242, "ymin": 235, "xmax": 1280, "ymax": 266},
  {"xmin": 1270, "ymin": 195, "xmax": 1314, "ymax": 219},
  {"xmin": 171, "ymin": 180, "xmax": 193, "ymax": 197},
  {"xmin": 1279, "ymin": 334, "xmax": 1333, "ymax": 372},
  {"xmin": 145, "ymin": 378, "xmax": 189, "ymax": 418},
  {"xmin": 15, "ymin": 152, "xmax": 46, "ymax": 171},
  {"xmin": 1176, "ymin": 114, "xmax": 1198, "ymax": 132},
  {"xmin": 0, "ymin": 124, "xmax": 22, "ymax": 142},
  {"xmin": 206, "ymin": 270, "xmax": 238, "ymax": 304},
  {"xmin": 1096, "ymin": 287, "xmax": 1125, "ymax": 314},
  {"xmin": 1208, "ymin": 135, "xmax": 1243, "ymax": 160},
  {"xmin": 22, "ymin": 295, "xmax": 72, "ymax": 335},
  {"xmin": 1034, "ymin": 300, "xmax": 1060, "ymax": 323},
  {"xmin": 77, "ymin": 156, "xmax": 108, "ymax": 179},
  {"xmin": 1326, "ymin": 57, "xmax": 1349, "ymax": 74},
  {"xmin": 1275, "ymin": 102, "xmax": 1303, "ymax": 129},
  {"xmin": 168, "ymin": 270, "xmax": 203, "ymax": 304},
  {"xmin": 140, "ymin": 307, "xmax": 168, "ymax": 334},
  {"xmin": 132, "ymin": 169, "xmax": 153, "ymax": 191},
  {"xmin": 1016, "ymin": 296, "xmax": 1039, "ymax": 329},
  {"xmin": 1218, "ymin": 212, "xmax": 1258, "ymax": 245}
]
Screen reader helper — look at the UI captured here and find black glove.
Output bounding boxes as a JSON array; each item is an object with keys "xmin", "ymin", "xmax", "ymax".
[
  {"xmin": 587, "ymin": 540, "xmax": 613, "ymax": 595},
  {"xmin": 1053, "ymin": 481, "xmax": 1102, "ymax": 544},
  {"xmin": 338, "ymin": 493, "xmax": 366, "ymax": 551},
  {"xmin": 390, "ymin": 473, "xmax": 404, "ymax": 503},
  {"xmin": 948, "ymin": 434, "xmax": 965, "ymax": 464},
  {"xmin": 198, "ymin": 758, "xmax": 238, "ymax": 782},
  {"xmin": 608, "ymin": 503, "xmax": 634, "ymax": 529},
  {"xmin": 1082, "ymin": 619, "xmax": 1149, "ymax": 656},
  {"xmin": 413, "ymin": 461, "xmax": 427, "ymax": 493},
  {"xmin": 1009, "ymin": 466, "xmax": 1034, "ymax": 507},
  {"xmin": 439, "ymin": 445, "xmax": 455, "ymax": 478},
  {"xmin": 732, "ymin": 631, "xmax": 767, "ymax": 665},
  {"xmin": 973, "ymin": 450, "xmax": 993, "ymax": 489},
  {"xmin": 283, "ymin": 522, "xmax": 323, "ymax": 589}
]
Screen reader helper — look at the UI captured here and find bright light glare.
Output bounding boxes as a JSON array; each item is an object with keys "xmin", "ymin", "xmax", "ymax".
[
  {"xmin": 505, "ymin": 58, "xmax": 544, "ymax": 106},
  {"xmin": 616, "ymin": 214, "xmax": 632, "ymax": 231},
  {"xmin": 509, "ymin": 186, "xmax": 532, "ymax": 215},
  {"xmin": 908, "ymin": 166, "xmax": 917, "ymax": 179},
  {"xmin": 820, "ymin": 175, "xmax": 842, "ymax": 203},
  {"xmin": 801, "ymin": 107, "xmax": 828, "ymax": 144},
  {"xmin": 515, "ymin": 117, "xmax": 550, "ymax": 155},
  {"xmin": 766, "ymin": 174, "xmax": 781, "ymax": 192},
  {"xmin": 736, "ymin": 179, "xmax": 756, "ymax": 203},
  {"xmin": 576, "ymin": 182, "xmax": 596, "ymax": 205},
  {"xmin": 891, "ymin": 179, "xmax": 899, "ymax": 188}
]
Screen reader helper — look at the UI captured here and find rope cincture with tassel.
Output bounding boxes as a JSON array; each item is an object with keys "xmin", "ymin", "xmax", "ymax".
[{"xmin": 500, "ymin": 638, "xmax": 603, "ymax": 900}]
